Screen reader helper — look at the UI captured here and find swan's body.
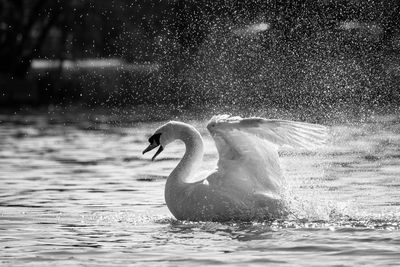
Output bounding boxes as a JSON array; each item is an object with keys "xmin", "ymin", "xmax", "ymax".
[{"xmin": 143, "ymin": 115, "xmax": 328, "ymax": 222}]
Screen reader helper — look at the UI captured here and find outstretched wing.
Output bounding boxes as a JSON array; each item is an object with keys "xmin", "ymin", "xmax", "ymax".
[{"xmin": 206, "ymin": 114, "xmax": 328, "ymax": 193}]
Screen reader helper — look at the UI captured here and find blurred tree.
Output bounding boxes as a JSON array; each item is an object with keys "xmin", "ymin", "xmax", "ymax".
[
  {"xmin": 1, "ymin": 0, "xmax": 399, "ymax": 79},
  {"xmin": 0, "ymin": 0, "xmax": 66, "ymax": 78}
]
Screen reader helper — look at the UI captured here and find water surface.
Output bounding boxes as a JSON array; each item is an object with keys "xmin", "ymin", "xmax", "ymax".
[{"xmin": 1, "ymin": 112, "xmax": 400, "ymax": 266}]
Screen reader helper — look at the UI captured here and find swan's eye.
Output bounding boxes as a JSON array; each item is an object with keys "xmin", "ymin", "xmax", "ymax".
[{"xmin": 148, "ymin": 133, "xmax": 161, "ymax": 145}]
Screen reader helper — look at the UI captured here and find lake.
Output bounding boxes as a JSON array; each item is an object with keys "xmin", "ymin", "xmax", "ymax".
[{"xmin": 1, "ymin": 109, "xmax": 400, "ymax": 266}]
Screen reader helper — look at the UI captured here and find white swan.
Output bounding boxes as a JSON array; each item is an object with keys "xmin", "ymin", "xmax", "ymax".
[{"xmin": 143, "ymin": 115, "xmax": 328, "ymax": 222}]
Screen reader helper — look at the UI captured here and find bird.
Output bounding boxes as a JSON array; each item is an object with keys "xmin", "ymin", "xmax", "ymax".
[{"xmin": 143, "ymin": 115, "xmax": 328, "ymax": 222}]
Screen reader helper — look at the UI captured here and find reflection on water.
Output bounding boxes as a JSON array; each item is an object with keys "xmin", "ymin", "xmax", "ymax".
[{"xmin": 1, "ymin": 111, "xmax": 400, "ymax": 266}]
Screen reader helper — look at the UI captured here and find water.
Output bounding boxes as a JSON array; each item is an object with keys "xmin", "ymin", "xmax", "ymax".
[{"xmin": 1, "ymin": 111, "xmax": 400, "ymax": 266}]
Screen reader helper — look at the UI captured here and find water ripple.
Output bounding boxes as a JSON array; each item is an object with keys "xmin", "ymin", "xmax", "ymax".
[{"xmin": 1, "ymin": 114, "xmax": 400, "ymax": 266}]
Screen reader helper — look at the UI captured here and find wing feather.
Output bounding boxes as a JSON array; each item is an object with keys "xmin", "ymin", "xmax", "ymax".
[
  {"xmin": 207, "ymin": 115, "xmax": 328, "ymax": 193},
  {"xmin": 207, "ymin": 115, "xmax": 328, "ymax": 149}
]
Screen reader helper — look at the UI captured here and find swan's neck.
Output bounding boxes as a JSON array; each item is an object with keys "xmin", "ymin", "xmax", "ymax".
[
  {"xmin": 165, "ymin": 124, "xmax": 204, "ymax": 202},
  {"xmin": 169, "ymin": 125, "xmax": 204, "ymax": 184}
]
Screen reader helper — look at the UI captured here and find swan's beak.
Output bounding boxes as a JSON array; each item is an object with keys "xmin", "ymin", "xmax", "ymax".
[{"xmin": 142, "ymin": 143, "xmax": 164, "ymax": 161}]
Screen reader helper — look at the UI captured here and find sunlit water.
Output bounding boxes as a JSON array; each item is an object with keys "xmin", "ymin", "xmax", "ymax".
[{"xmin": 1, "ymin": 111, "xmax": 400, "ymax": 266}]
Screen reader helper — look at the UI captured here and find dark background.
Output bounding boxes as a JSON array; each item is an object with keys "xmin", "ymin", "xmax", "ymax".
[{"xmin": 1, "ymin": 0, "xmax": 399, "ymax": 114}]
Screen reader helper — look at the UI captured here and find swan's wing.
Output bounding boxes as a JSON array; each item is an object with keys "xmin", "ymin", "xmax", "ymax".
[
  {"xmin": 206, "ymin": 115, "xmax": 328, "ymax": 193},
  {"xmin": 207, "ymin": 115, "xmax": 328, "ymax": 150}
]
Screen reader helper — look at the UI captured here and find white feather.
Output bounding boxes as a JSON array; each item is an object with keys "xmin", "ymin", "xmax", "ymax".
[{"xmin": 206, "ymin": 115, "xmax": 328, "ymax": 195}]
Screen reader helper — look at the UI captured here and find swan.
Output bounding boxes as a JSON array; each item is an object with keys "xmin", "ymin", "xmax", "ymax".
[{"xmin": 143, "ymin": 115, "xmax": 328, "ymax": 222}]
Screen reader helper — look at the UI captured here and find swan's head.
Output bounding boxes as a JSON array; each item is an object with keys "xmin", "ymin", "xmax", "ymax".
[{"xmin": 142, "ymin": 121, "xmax": 183, "ymax": 160}]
